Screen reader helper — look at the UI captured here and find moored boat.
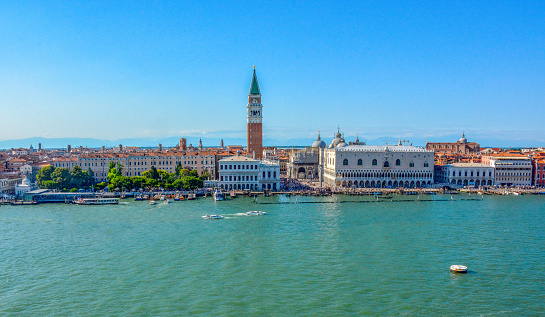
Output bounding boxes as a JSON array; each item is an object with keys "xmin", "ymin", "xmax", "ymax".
[
  {"xmin": 150, "ymin": 199, "xmax": 156, "ymax": 205},
  {"xmin": 75, "ymin": 198, "xmax": 119, "ymax": 205},
  {"xmin": 213, "ymin": 190, "xmax": 224, "ymax": 201}
]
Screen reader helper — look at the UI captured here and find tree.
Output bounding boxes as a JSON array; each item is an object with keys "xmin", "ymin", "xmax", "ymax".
[
  {"xmin": 175, "ymin": 162, "xmax": 183, "ymax": 176},
  {"xmin": 70, "ymin": 166, "xmax": 86, "ymax": 188},
  {"xmin": 86, "ymin": 168, "xmax": 95, "ymax": 186},
  {"xmin": 200, "ymin": 169, "xmax": 212, "ymax": 181},
  {"xmin": 51, "ymin": 168, "xmax": 71, "ymax": 189},
  {"xmin": 37, "ymin": 166, "xmax": 56, "ymax": 187},
  {"xmin": 183, "ymin": 176, "xmax": 202, "ymax": 189}
]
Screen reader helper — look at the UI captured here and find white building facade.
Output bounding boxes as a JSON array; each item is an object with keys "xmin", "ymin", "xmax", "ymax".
[
  {"xmin": 219, "ymin": 156, "xmax": 280, "ymax": 191},
  {"xmin": 322, "ymin": 144, "xmax": 434, "ymax": 188},
  {"xmin": 481, "ymin": 155, "xmax": 532, "ymax": 186},
  {"xmin": 435, "ymin": 163, "xmax": 495, "ymax": 187}
]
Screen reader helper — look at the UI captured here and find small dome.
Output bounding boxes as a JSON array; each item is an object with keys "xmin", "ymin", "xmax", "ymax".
[
  {"xmin": 458, "ymin": 133, "xmax": 467, "ymax": 144},
  {"xmin": 312, "ymin": 139, "xmax": 326, "ymax": 148},
  {"xmin": 330, "ymin": 138, "xmax": 341, "ymax": 148},
  {"xmin": 312, "ymin": 132, "xmax": 327, "ymax": 148},
  {"xmin": 22, "ymin": 177, "xmax": 31, "ymax": 186},
  {"xmin": 337, "ymin": 139, "xmax": 347, "ymax": 147}
]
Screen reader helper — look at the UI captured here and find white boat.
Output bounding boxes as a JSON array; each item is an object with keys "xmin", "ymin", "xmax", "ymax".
[
  {"xmin": 450, "ymin": 265, "xmax": 468, "ymax": 273},
  {"xmin": 163, "ymin": 199, "xmax": 171, "ymax": 204},
  {"xmin": 513, "ymin": 192, "xmax": 522, "ymax": 196},
  {"xmin": 246, "ymin": 211, "xmax": 266, "ymax": 216},
  {"xmin": 201, "ymin": 214, "xmax": 224, "ymax": 219},
  {"xmin": 213, "ymin": 190, "xmax": 224, "ymax": 201},
  {"xmin": 150, "ymin": 199, "xmax": 156, "ymax": 205},
  {"xmin": 75, "ymin": 198, "xmax": 119, "ymax": 205}
]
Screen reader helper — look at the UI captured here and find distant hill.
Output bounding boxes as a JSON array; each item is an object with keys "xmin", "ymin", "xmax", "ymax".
[{"xmin": 1, "ymin": 135, "xmax": 544, "ymax": 150}]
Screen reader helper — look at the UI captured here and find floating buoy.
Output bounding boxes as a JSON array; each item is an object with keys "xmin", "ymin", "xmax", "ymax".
[{"xmin": 450, "ymin": 265, "xmax": 468, "ymax": 273}]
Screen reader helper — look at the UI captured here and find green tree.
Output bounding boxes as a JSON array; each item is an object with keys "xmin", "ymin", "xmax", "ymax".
[
  {"xmin": 51, "ymin": 168, "xmax": 71, "ymax": 189},
  {"xmin": 175, "ymin": 162, "xmax": 183, "ymax": 176},
  {"xmin": 200, "ymin": 169, "xmax": 212, "ymax": 180},
  {"xmin": 183, "ymin": 176, "xmax": 202, "ymax": 189},
  {"xmin": 86, "ymin": 168, "xmax": 95, "ymax": 186},
  {"xmin": 131, "ymin": 177, "xmax": 145, "ymax": 190},
  {"xmin": 189, "ymin": 169, "xmax": 199, "ymax": 178},
  {"xmin": 37, "ymin": 166, "xmax": 56, "ymax": 187},
  {"xmin": 70, "ymin": 166, "xmax": 86, "ymax": 188}
]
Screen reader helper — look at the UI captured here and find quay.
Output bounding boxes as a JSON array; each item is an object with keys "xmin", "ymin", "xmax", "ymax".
[{"xmin": 3, "ymin": 186, "xmax": 544, "ymax": 206}]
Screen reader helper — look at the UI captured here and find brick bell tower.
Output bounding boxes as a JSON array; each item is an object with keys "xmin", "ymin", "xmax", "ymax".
[{"xmin": 247, "ymin": 66, "xmax": 263, "ymax": 159}]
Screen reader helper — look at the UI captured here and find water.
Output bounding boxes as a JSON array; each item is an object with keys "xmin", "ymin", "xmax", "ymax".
[{"xmin": 1, "ymin": 195, "xmax": 544, "ymax": 316}]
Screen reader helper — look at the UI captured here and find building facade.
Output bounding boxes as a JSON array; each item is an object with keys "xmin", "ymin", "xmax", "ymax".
[
  {"xmin": 482, "ymin": 154, "xmax": 532, "ymax": 186},
  {"xmin": 219, "ymin": 156, "xmax": 280, "ymax": 191},
  {"xmin": 322, "ymin": 143, "xmax": 434, "ymax": 188},
  {"xmin": 52, "ymin": 152, "xmax": 217, "ymax": 182},
  {"xmin": 247, "ymin": 66, "xmax": 263, "ymax": 159},
  {"xmin": 435, "ymin": 163, "xmax": 494, "ymax": 187},
  {"xmin": 426, "ymin": 134, "xmax": 480, "ymax": 154},
  {"xmin": 533, "ymin": 159, "xmax": 545, "ymax": 187}
]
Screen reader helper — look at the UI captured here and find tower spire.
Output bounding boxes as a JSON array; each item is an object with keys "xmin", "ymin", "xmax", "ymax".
[{"xmin": 249, "ymin": 66, "xmax": 261, "ymax": 95}]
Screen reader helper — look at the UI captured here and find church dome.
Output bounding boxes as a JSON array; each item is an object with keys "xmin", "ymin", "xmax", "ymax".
[
  {"xmin": 458, "ymin": 133, "xmax": 467, "ymax": 144},
  {"xmin": 329, "ymin": 128, "xmax": 345, "ymax": 148},
  {"xmin": 22, "ymin": 177, "xmax": 31, "ymax": 186},
  {"xmin": 337, "ymin": 139, "xmax": 347, "ymax": 147},
  {"xmin": 312, "ymin": 135, "xmax": 326, "ymax": 149}
]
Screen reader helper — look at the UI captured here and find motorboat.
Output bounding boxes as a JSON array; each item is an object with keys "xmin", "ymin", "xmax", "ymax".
[
  {"xmin": 450, "ymin": 265, "xmax": 468, "ymax": 273},
  {"xmin": 163, "ymin": 199, "xmax": 171, "ymax": 204},
  {"xmin": 213, "ymin": 190, "xmax": 224, "ymax": 201},
  {"xmin": 75, "ymin": 198, "xmax": 119, "ymax": 205},
  {"xmin": 150, "ymin": 199, "xmax": 156, "ymax": 205},
  {"xmin": 201, "ymin": 214, "xmax": 224, "ymax": 219},
  {"xmin": 246, "ymin": 211, "xmax": 266, "ymax": 216}
]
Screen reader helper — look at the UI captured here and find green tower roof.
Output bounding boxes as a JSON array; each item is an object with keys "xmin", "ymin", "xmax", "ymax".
[{"xmin": 249, "ymin": 66, "xmax": 261, "ymax": 95}]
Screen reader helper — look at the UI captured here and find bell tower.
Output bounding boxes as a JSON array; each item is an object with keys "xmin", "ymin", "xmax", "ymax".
[{"xmin": 247, "ymin": 66, "xmax": 263, "ymax": 159}]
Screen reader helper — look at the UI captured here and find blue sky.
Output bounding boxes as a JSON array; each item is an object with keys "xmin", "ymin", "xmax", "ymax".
[{"xmin": 1, "ymin": 0, "xmax": 544, "ymax": 145}]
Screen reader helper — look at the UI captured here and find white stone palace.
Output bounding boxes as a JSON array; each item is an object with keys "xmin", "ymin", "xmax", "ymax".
[{"xmin": 321, "ymin": 131, "xmax": 434, "ymax": 188}]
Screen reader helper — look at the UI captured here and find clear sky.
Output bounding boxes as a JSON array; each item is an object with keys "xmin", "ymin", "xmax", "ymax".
[{"xmin": 1, "ymin": 0, "xmax": 544, "ymax": 145}]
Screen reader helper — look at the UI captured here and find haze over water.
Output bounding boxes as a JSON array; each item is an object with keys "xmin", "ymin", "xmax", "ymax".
[{"xmin": 1, "ymin": 195, "xmax": 544, "ymax": 315}]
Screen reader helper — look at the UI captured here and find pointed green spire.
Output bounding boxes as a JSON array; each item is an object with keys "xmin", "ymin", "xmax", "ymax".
[{"xmin": 249, "ymin": 65, "xmax": 261, "ymax": 95}]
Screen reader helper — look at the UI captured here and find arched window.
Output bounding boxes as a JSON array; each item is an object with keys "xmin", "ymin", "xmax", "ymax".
[
  {"xmin": 357, "ymin": 159, "xmax": 362, "ymax": 165},
  {"xmin": 409, "ymin": 162, "xmax": 414, "ymax": 167},
  {"xmin": 396, "ymin": 159, "xmax": 401, "ymax": 166},
  {"xmin": 384, "ymin": 161, "xmax": 389, "ymax": 167},
  {"xmin": 424, "ymin": 162, "xmax": 429, "ymax": 167},
  {"xmin": 372, "ymin": 159, "xmax": 377, "ymax": 166},
  {"xmin": 343, "ymin": 159, "xmax": 348, "ymax": 165}
]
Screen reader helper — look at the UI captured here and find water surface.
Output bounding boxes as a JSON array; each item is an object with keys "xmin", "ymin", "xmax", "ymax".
[{"xmin": 1, "ymin": 194, "xmax": 544, "ymax": 315}]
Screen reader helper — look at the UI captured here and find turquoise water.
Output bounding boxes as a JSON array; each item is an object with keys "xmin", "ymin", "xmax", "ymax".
[{"xmin": 1, "ymin": 195, "xmax": 545, "ymax": 316}]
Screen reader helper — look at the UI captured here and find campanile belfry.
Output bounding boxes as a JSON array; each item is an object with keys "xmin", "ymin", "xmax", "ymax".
[{"xmin": 247, "ymin": 66, "xmax": 263, "ymax": 159}]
